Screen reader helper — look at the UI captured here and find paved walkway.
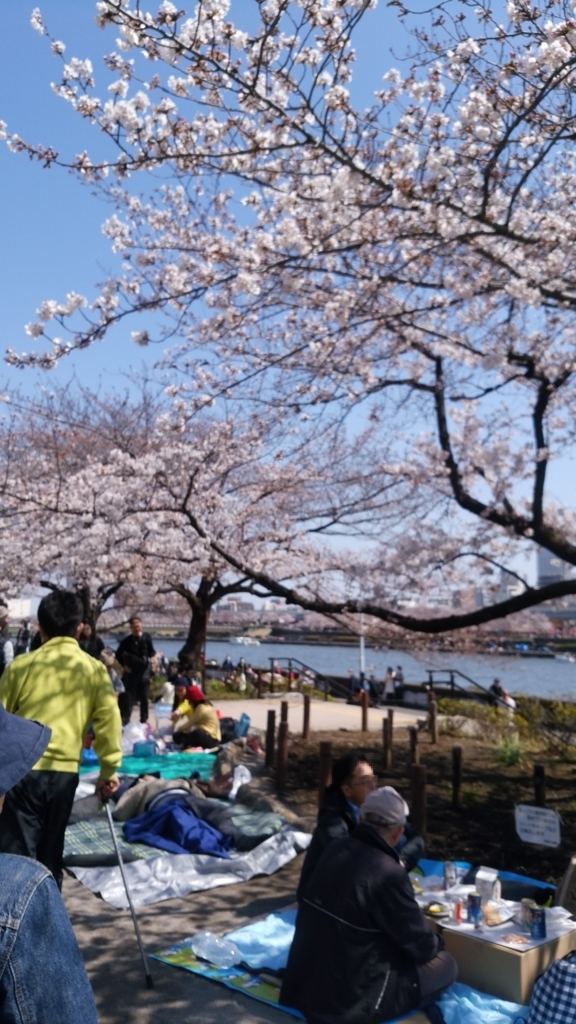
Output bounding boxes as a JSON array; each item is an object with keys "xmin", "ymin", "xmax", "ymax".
[{"xmin": 210, "ymin": 695, "xmax": 423, "ymax": 734}]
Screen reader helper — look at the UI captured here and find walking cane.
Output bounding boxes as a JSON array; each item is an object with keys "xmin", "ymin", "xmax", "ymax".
[{"xmin": 103, "ymin": 800, "xmax": 154, "ymax": 989}]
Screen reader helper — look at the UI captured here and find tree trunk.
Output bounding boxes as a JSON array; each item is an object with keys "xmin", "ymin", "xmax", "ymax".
[{"xmin": 177, "ymin": 589, "xmax": 211, "ymax": 667}]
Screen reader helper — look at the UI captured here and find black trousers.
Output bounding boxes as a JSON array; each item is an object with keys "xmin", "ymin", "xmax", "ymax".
[
  {"xmin": 0, "ymin": 769, "xmax": 78, "ymax": 890},
  {"xmin": 173, "ymin": 728, "xmax": 220, "ymax": 749},
  {"xmin": 416, "ymin": 951, "xmax": 458, "ymax": 1008},
  {"xmin": 123, "ymin": 674, "xmax": 150, "ymax": 723}
]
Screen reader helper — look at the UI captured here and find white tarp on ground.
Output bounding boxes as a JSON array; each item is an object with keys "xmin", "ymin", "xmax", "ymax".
[{"xmin": 70, "ymin": 828, "xmax": 311, "ymax": 909}]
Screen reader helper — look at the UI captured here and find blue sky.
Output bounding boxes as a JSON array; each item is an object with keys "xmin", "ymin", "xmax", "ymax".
[{"xmin": 0, "ymin": 1, "xmax": 409, "ymax": 396}]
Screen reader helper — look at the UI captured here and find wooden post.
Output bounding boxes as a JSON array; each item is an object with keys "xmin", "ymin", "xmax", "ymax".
[
  {"xmin": 410, "ymin": 764, "xmax": 427, "ymax": 838},
  {"xmin": 408, "ymin": 725, "xmax": 419, "ymax": 764},
  {"xmin": 256, "ymin": 672, "xmax": 263, "ymax": 699},
  {"xmin": 276, "ymin": 721, "xmax": 289, "ymax": 792},
  {"xmin": 387, "ymin": 708, "xmax": 393, "ymax": 767},
  {"xmin": 318, "ymin": 741, "xmax": 332, "ymax": 806},
  {"xmin": 303, "ymin": 693, "xmax": 311, "ymax": 739},
  {"xmin": 534, "ymin": 763, "xmax": 546, "ymax": 807},
  {"xmin": 382, "ymin": 718, "xmax": 390, "ymax": 771},
  {"xmin": 452, "ymin": 745, "xmax": 462, "ymax": 810},
  {"xmin": 361, "ymin": 690, "xmax": 369, "ymax": 732},
  {"xmin": 281, "ymin": 700, "xmax": 289, "ymax": 724},
  {"xmin": 265, "ymin": 709, "xmax": 276, "ymax": 769},
  {"xmin": 430, "ymin": 700, "xmax": 438, "ymax": 744},
  {"xmin": 388, "ymin": 708, "xmax": 394, "ymax": 732}
]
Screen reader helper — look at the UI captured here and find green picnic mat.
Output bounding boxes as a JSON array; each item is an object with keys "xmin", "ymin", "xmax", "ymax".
[
  {"xmin": 79, "ymin": 751, "xmax": 217, "ymax": 780},
  {"xmin": 64, "ymin": 806, "xmax": 283, "ymax": 867},
  {"xmin": 64, "ymin": 817, "xmax": 170, "ymax": 864}
]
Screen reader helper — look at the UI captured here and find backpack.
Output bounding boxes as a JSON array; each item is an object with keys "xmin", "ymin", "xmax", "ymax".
[{"xmin": 527, "ymin": 950, "xmax": 576, "ymax": 1023}]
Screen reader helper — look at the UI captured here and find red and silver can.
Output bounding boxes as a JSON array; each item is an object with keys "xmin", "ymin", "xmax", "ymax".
[{"xmin": 451, "ymin": 899, "xmax": 463, "ymax": 924}]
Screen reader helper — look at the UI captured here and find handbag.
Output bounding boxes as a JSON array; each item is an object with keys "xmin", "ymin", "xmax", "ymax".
[{"xmin": 527, "ymin": 950, "xmax": 576, "ymax": 1023}]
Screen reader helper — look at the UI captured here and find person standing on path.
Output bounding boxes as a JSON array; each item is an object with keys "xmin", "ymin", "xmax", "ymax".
[
  {"xmin": 116, "ymin": 615, "xmax": 156, "ymax": 723},
  {"xmin": 0, "ymin": 590, "xmax": 121, "ymax": 889}
]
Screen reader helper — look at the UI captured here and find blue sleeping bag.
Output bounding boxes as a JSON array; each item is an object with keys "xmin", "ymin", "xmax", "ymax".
[{"xmin": 123, "ymin": 798, "xmax": 232, "ymax": 858}]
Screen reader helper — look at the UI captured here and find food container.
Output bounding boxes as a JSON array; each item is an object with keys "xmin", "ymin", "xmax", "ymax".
[
  {"xmin": 475, "ymin": 867, "xmax": 500, "ymax": 905},
  {"xmin": 444, "ymin": 862, "xmax": 458, "ymax": 890}
]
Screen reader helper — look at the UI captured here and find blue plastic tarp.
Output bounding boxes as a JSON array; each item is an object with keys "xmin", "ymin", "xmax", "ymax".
[
  {"xmin": 438, "ymin": 982, "xmax": 528, "ymax": 1024},
  {"xmin": 417, "ymin": 858, "xmax": 554, "ymax": 890},
  {"xmin": 226, "ymin": 909, "xmax": 298, "ymax": 970}
]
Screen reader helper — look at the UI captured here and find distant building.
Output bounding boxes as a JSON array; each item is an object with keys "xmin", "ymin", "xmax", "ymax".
[
  {"xmin": 537, "ymin": 548, "xmax": 572, "ymax": 589},
  {"xmin": 496, "ymin": 571, "xmax": 525, "ymax": 603}
]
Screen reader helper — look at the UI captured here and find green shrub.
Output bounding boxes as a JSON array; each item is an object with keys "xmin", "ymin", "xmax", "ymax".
[
  {"xmin": 495, "ymin": 736, "xmax": 522, "ymax": 766},
  {"xmin": 437, "ymin": 698, "xmax": 513, "ymax": 741}
]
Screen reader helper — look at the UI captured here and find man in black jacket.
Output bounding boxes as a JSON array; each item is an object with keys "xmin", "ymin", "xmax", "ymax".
[
  {"xmin": 116, "ymin": 616, "xmax": 156, "ymax": 723},
  {"xmin": 282, "ymin": 787, "xmax": 457, "ymax": 1024},
  {"xmin": 297, "ymin": 752, "xmax": 424, "ymax": 902}
]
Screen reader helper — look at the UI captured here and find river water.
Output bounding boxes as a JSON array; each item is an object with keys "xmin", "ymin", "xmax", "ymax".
[{"xmin": 118, "ymin": 636, "xmax": 576, "ymax": 701}]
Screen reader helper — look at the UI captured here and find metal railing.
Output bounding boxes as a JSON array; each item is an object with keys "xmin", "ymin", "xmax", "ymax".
[
  {"xmin": 423, "ymin": 668, "xmax": 496, "ymax": 703},
  {"xmin": 266, "ymin": 656, "xmax": 350, "ymax": 700}
]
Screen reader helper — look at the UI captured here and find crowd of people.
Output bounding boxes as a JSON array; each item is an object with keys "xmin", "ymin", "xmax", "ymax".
[
  {"xmin": 348, "ymin": 666, "xmax": 405, "ymax": 707},
  {"xmin": 0, "ymin": 597, "xmax": 505, "ymax": 1023}
]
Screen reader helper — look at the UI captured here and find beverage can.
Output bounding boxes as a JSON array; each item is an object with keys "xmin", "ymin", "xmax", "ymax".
[
  {"xmin": 529, "ymin": 907, "xmax": 546, "ymax": 940},
  {"xmin": 520, "ymin": 898, "xmax": 536, "ymax": 932},
  {"xmin": 467, "ymin": 892, "xmax": 482, "ymax": 926},
  {"xmin": 450, "ymin": 898, "xmax": 463, "ymax": 924},
  {"xmin": 444, "ymin": 861, "xmax": 457, "ymax": 890}
]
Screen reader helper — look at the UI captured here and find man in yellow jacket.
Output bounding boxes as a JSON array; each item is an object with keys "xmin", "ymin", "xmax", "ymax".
[{"xmin": 0, "ymin": 590, "xmax": 122, "ymax": 888}]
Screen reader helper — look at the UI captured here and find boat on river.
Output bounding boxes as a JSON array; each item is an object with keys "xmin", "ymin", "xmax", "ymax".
[{"xmin": 229, "ymin": 635, "xmax": 261, "ymax": 646}]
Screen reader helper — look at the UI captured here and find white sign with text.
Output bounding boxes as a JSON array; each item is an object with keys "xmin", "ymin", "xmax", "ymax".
[{"xmin": 515, "ymin": 805, "xmax": 561, "ymax": 848}]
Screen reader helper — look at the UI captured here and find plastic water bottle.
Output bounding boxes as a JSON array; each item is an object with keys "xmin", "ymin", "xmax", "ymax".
[{"xmin": 190, "ymin": 931, "xmax": 241, "ymax": 969}]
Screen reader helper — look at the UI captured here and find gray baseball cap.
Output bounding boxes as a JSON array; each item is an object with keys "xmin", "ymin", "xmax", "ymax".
[{"xmin": 360, "ymin": 786, "xmax": 409, "ymax": 826}]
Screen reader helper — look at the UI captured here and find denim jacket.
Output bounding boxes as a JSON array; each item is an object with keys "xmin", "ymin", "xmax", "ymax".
[{"xmin": 0, "ymin": 854, "xmax": 98, "ymax": 1024}]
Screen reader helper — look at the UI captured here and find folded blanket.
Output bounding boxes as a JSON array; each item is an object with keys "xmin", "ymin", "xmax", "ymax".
[{"xmin": 123, "ymin": 799, "xmax": 232, "ymax": 858}]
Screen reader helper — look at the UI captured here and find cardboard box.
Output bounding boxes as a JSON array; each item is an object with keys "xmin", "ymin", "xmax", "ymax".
[{"xmin": 435, "ymin": 921, "xmax": 576, "ymax": 1004}]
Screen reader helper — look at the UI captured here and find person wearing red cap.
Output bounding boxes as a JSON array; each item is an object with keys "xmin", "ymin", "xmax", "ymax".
[{"xmin": 170, "ymin": 684, "xmax": 221, "ymax": 748}]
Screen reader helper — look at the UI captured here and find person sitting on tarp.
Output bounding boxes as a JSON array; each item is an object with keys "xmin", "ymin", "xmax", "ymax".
[
  {"xmin": 171, "ymin": 685, "xmax": 222, "ymax": 749},
  {"xmin": 0, "ymin": 701, "xmax": 100, "ymax": 1023},
  {"xmin": 172, "ymin": 679, "xmax": 189, "ymax": 712},
  {"xmin": 296, "ymin": 752, "xmax": 424, "ymax": 902},
  {"xmin": 282, "ymin": 787, "xmax": 457, "ymax": 1024}
]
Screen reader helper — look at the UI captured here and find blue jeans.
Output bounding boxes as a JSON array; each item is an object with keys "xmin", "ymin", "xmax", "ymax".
[{"xmin": 0, "ymin": 854, "xmax": 98, "ymax": 1023}]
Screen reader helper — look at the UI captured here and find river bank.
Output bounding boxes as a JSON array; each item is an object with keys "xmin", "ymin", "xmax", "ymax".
[{"xmin": 131, "ymin": 637, "xmax": 576, "ymax": 700}]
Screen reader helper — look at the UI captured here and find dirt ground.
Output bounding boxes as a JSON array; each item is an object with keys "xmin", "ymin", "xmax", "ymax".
[
  {"xmin": 283, "ymin": 728, "xmax": 576, "ymax": 884},
  {"xmin": 63, "ymin": 853, "xmax": 304, "ymax": 1024}
]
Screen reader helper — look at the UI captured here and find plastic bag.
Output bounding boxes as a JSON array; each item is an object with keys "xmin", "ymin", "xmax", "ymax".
[
  {"xmin": 121, "ymin": 722, "xmax": 149, "ymax": 755},
  {"xmin": 189, "ymin": 930, "xmax": 241, "ymax": 969}
]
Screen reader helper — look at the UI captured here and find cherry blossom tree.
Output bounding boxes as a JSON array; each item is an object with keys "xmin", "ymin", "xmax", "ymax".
[
  {"xmin": 0, "ymin": 385, "xmax": 336, "ymax": 662},
  {"xmin": 4, "ymin": 0, "xmax": 576, "ymax": 631}
]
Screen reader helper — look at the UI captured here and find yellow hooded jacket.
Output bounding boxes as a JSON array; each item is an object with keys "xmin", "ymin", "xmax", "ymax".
[{"xmin": 0, "ymin": 636, "xmax": 122, "ymax": 779}]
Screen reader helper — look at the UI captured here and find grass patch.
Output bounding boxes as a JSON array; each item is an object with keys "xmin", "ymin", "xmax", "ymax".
[{"xmin": 495, "ymin": 736, "xmax": 522, "ymax": 766}]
